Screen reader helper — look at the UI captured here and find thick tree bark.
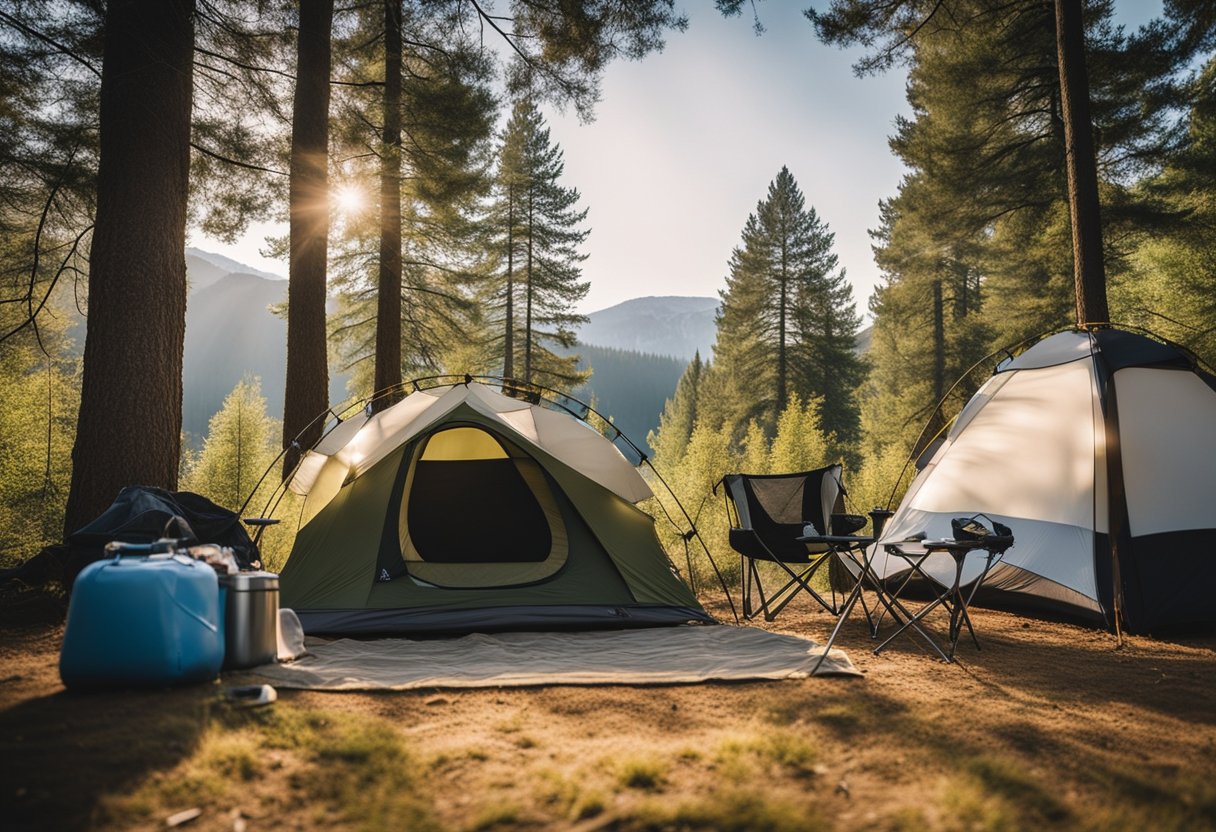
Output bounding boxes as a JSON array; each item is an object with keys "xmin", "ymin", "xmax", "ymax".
[
  {"xmin": 282, "ymin": 0, "xmax": 335, "ymax": 478},
  {"xmin": 374, "ymin": 0, "xmax": 403, "ymax": 408},
  {"xmin": 1054, "ymin": 0, "xmax": 1109, "ymax": 326},
  {"xmin": 63, "ymin": 0, "xmax": 195, "ymax": 536}
]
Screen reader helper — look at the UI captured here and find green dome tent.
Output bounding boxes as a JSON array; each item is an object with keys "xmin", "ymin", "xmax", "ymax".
[{"xmin": 278, "ymin": 380, "xmax": 712, "ymax": 634}]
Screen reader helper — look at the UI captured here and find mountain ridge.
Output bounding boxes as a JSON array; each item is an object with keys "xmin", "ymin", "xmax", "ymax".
[{"xmin": 576, "ymin": 295, "xmax": 718, "ymax": 361}]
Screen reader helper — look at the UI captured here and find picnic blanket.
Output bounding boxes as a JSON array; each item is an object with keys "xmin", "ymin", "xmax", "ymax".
[{"xmin": 244, "ymin": 624, "xmax": 859, "ymax": 690}]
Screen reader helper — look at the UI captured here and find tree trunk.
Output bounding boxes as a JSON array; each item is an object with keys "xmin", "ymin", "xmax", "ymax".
[
  {"xmin": 777, "ymin": 241, "xmax": 788, "ymax": 416},
  {"xmin": 504, "ymin": 184, "xmax": 515, "ymax": 379},
  {"xmin": 373, "ymin": 0, "xmax": 403, "ymax": 408},
  {"xmin": 63, "ymin": 0, "xmax": 195, "ymax": 536},
  {"xmin": 932, "ymin": 278, "xmax": 945, "ymax": 404},
  {"xmin": 282, "ymin": 0, "xmax": 334, "ymax": 478},
  {"xmin": 1054, "ymin": 0, "xmax": 1108, "ymax": 326},
  {"xmin": 524, "ymin": 185, "xmax": 534, "ymax": 384}
]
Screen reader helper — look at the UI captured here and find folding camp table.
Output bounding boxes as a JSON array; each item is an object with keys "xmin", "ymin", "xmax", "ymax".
[
  {"xmin": 875, "ymin": 536, "xmax": 1011, "ymax": 661},
  {"xmin": 802, "ymin": 532, "xmax": 944, "ymax": 673}
]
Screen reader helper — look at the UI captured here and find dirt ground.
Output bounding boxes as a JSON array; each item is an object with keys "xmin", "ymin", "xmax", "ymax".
[{"xmin": 2, "ymin": 597, "xmax": 1215, "ymax": 831}]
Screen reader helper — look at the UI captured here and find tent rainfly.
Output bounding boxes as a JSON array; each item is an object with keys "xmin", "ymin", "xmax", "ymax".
[
  {"xmin": 874, "ymin": 328, "xmax": 1216, "ymax": 634},
  {"xmin": 279, "ymin": 382, "xmax": 711, "ymax": 634}
]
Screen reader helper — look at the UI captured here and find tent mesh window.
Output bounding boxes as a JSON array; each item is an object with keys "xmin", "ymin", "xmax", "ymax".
[{"xmin": 398, "ymin": 426, "xmax": 570, "ymax": 588}]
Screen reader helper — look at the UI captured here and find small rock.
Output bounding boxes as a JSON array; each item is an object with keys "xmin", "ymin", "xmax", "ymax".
[
  {"xmin": 425, "ymin": 696, "xmax": 450, "ymax": 707},
  {"xmin": 835, "ymin": 780, "xmax": 851, "ymax": 798},
  {"xmin": 671, "ymin": 703, "xmax": 678, "ymax": 712},
  {"xmin": 812, "ymin": 764, "xmax": 830, "ymax": 777}
]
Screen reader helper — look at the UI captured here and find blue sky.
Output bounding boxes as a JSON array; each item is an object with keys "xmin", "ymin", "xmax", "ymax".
[
  {"xmin": 194, "ymin": 1, "xmax": 1164, "ymax": 317},
  {"xmin": 539, "ymin": 3, "xmax": 908, "ymax": 314}
]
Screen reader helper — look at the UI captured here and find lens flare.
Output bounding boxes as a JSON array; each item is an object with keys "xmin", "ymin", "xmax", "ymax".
[{"xmin": 334, "ymin": 185, "xmax": 365, "ymax": 215}]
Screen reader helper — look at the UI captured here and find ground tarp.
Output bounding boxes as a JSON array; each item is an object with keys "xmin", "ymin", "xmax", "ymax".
[{"xmin": 245, "ymin": 625, "xmax": 859, "ymax": 690}]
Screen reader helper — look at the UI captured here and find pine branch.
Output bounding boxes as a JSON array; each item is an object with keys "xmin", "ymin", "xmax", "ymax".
[
  {"xmin": 0, "ymin": 10, "xmax": 101, "ymax": 79},
  {"xmin": 194, "ymin": 45, "xmax": 295, "ymax": 81},
  {"xmin": 190, "ymin": 142, "xmax": 287, "ymax": 176},
  {"xmin": 464, "ymin": 0, "xmax": 579, "ymax": 100}
]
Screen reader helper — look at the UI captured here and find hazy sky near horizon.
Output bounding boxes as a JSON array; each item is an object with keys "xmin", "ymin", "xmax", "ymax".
[{"xmin": 193, "ymin": 1, "xmax": 1162, "ymax": 317}]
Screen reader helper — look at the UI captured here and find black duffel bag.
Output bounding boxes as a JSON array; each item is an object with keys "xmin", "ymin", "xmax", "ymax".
[{"xmin": 62, "ymin": 486, "xmax": 260, "ymax": 589}]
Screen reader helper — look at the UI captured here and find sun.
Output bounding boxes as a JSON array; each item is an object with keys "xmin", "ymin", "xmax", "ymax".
[{"xmin": 334, "ymin": 185, "xmax": 366, "ymax": 215}]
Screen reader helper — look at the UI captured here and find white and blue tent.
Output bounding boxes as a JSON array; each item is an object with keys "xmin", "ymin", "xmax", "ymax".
[{"xmin": 874, "ymin": 328, "xmax": 1216, "ymax": 633}]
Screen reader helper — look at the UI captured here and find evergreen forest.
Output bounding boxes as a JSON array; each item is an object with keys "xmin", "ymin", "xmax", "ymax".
[{"xmin": 3, "ymin": 0, "xmax": 1216, "ymax": 595}]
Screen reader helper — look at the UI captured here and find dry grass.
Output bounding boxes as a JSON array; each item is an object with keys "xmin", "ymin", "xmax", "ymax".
[{"xmin": 2, "ymin": 601, "xmax": 1215, "ymax": 831}]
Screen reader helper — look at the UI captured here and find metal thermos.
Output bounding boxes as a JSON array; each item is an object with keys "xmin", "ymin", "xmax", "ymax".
[{"xmin": 219, "ymin": 571, "xmax": 280, "ymax": 669}]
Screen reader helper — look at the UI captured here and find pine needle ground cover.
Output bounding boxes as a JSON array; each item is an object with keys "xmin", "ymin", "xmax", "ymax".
[{"xmin": 2, "ymin": 603, "xmax": 1214, "ymax": 832}]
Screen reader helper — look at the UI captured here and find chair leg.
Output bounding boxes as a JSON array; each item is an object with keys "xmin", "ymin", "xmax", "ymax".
[
  {"xmin": 753, "ymin": 563, "xmax": 780, "ymax": 622},
  {"xmin": 755, "ymin": 556, "xmax": 838, "ymax": 619},
  {"xmin": 742, "ymin": 556, "xmax": 757, "ymax": 620},
  {"xmin": 744, "ymin": 557, "xmax": 778, "ymax": 621},
  {"xmin": 856, "ymin": 582, "xmax": 877, "ymax": 637},
  {"xmin": 790, "ymin": 555, "xmax": 839, "ymax": 616}
]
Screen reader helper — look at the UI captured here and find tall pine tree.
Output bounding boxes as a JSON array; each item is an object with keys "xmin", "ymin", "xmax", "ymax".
[
  {"xmin": 326, "ymin": 5, "xmax": 496, "ymax": 397},
  {"xmin": 825, "ymin": 0, "xmax": 1194, "ymax": 462},
  {"xmin": 711, "ymin": 167, "xmax": 864, "ymax": 453},
  {"xmin": 809, "ymin": 0, "xmax": 1193, "ymax": 344},
  {"xmin": 487, "ymin": 100, "xmax": 590, "ymax": 388}
]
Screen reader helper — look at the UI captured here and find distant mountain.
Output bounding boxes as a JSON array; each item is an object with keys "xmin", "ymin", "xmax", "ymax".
[
  {"xmin": 566, "ymin": 299, "xmax": 873, "ymax": 457},
  {"xmin": 182, "ymin": 260, "xmax": 347, "ymax": 444},
  {"xmin": 576, "ymin": 296, "xmax": 718, "ymax": 361},
  {"xmin": 855, "ymin": 324, "xmax": 873, "ymax": 355},
  {"xmin": 185, "ymin": 252, "xmax": 232, "ymax": 293},
  {"xmin": 576, "ymin": 295, "xmax": 873, "ymax": 362},
  {"xmin": 157, "ymin": 256, "xmax": 873, "ymax": 448},
  {"xmin": 186, "ymin": 247, "xmax": 284, "ymax": 284},
  {"xmin": 184, "ymin": 273, "xmax": 286, "ymax": 439}
]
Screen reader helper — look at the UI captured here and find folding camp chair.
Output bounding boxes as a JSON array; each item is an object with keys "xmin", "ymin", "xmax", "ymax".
[{"xmin": 716, "ymin": 465, "xmax": 865, "ymax": 621}]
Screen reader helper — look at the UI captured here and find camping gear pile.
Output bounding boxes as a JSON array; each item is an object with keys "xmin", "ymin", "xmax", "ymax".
[{"xmin": 57, "ymin": 488, "xmax": 282, "ymax": 689}]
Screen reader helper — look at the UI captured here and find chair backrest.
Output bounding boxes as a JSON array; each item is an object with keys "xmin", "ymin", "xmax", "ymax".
[{"xmin": 721, "ymin": 465, "xmax": 846, "ymax": 559}]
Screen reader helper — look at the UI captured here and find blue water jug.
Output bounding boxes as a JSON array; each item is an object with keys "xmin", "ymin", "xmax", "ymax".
[{"xmin": 59, "ymin": 542, "xmax": 224, "ymax": 688}]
